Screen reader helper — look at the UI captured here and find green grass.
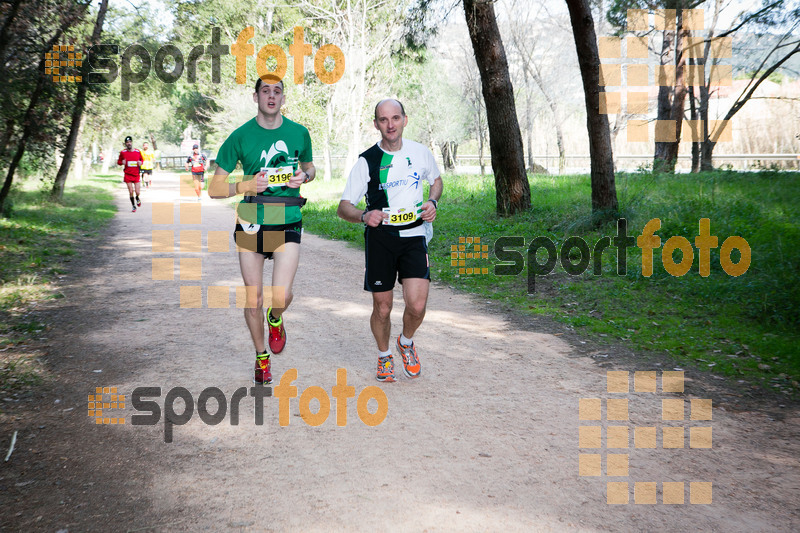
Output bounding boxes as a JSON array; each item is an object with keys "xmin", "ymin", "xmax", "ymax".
[
  {"xmin": 0, "ymin": 175, "xmax": 116, "ymax": 391},
  {"xmin": 302, "ymin": 170, "xmax": 800, "ymax": 395}
]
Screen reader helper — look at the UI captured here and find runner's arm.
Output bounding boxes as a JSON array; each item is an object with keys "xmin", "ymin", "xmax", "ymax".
[
  {"xmin": 420, "ymin": 176, "xmax": 443, "ymax": 222},
  {"xmin": 208, "ymin": 167, "xmax": 266, "ymax": 198},
  {"xmin": 287, "ymin": 161, "xmax": 316, "ymax": 189},
  {"xmin": 337, "ymin": 200, "xmax": 387, "ymax": 227}
]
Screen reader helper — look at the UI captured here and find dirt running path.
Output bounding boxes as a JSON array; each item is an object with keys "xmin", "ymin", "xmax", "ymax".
[{"xmin": 2, "ymin": 173, "xmax": 799, "ymax": 532}]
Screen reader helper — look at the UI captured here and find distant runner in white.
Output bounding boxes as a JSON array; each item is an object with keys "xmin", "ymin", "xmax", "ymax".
[{"xmin": 337, "ymin": 98, "xmax": 443, "ymax": 383}]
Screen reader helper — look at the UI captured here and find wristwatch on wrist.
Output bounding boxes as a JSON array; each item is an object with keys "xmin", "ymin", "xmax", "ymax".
[
  {"xmin": 302, "ymin": 171, "xmax": 310, "ymax": 183},
  {"xmin": 429, "ymin": 198, "xmax": 438, "ymax": 209},
  {"xmin": 360, "ymin": 210, "xmax": 367, "ymax": 223}
]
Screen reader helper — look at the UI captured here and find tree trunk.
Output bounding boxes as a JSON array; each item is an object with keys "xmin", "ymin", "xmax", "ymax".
[
  {"xmin": 54, "ymin": 134, "xmax": 63, "ymax": 169},
  {"xmin": 525, "ymin": 92, "xmax": 534, "ymax": 172},
  {"xmin": 463, "ymin": 0, "xmax": 530, "ymax": 215},
  {"xmin": 102, "ymin": 138, "xmax": 116, "ymax": 174},
  {"xmin": 700, "ymin": 138, "xmax": 715, "ymax": 171},
  {"xmin": 548, "ymin": 93, "xmax": 566, "ymax": 175},
  {"xmin": 51, "ymin": 0, "xmax": 109, "ymax": 201},
  {"xmin": 1, "ymin": 29, "xmax": 68, "ymax": 213},
  {"xmin": 688, "ymin": 77, "xmax": 700, "ymax": 173},
  {"xmin": 478, "ymin": 131, "xmax": 486, "ymax": 176},
  {"xmin": 439, "ymin": 142, "xmax": 455, "ymax": 171},
  {"xmin": 654, "ymin": 26, "xmax": 674, "ymax": 171},
  {"xmin": 323, "ymin": 96, "xmax": 333, "ymax": 181},
  {"xmin": 701, "ymin": 41, "xmax": 800, "ymax": 170},
  {"xmin": 529, "ymin": 65, "xmax": 565, "ymax": 174},
  {"xmin": 664, "ymin": 22, "xmax": 690, "ymax": 169},
  {"xmin": 688, "ymin": 55, "xmax": 701, "ymax": 173},
  {"xmin": 653, "ymin": 8, "xmax": 690, "ymax": 173},
  {"xmin": 565, "ymin": 0, "xmax": 618, "ymax": 215},
  {"xmin": 520, "ymin": 61, "xmax": 535, "ymax": 172},
  {"xmin": 0, "ymin": 0, "xmax": 24, "ymax": 63},
  {"xmin": 0, "ymin": 117, "xmax": 14, "ymax": 163}
]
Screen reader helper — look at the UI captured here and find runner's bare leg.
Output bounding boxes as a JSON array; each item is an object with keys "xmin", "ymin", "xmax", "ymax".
[
  {"xmin": 400, "ymin": 278, "xmax": 429, "ymax": 339},
  {"xmin": 269, "ymin": 242, "xmax": 300, "ymax": 320},
  {"xmin": 239, "ymin": 250, "xmax": 267, "ymax": 352},
  {"xmin": 371, "ymin": 290, "xmax": 394, "ymax": 352}
]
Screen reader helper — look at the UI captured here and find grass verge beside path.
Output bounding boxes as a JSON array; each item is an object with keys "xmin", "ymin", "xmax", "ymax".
[
  {"xmin": 303, "ymin": 170, "xmax": 800, "ymax": 396},
  {"xmin": 0, "ymin": 175, "xmax": 116, "ymax": 392}
]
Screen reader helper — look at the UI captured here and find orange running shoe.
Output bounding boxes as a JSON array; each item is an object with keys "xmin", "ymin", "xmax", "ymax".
[
  {"xmin": 376, "ymin": 355, "xmax": 396, "ymax": 382},
  {"xmin": 397, "ymin": 335, "xmax": 421, "ymax": 378}
]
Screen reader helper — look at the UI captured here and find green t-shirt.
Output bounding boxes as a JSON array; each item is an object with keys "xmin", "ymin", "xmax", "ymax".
[{"xmin": 216, "ymin": 117, "xmax": 313, "ymax": 225}]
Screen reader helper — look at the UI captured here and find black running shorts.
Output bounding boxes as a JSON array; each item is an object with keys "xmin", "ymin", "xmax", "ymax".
[
  {"xmin": 192, "ymin": 171, "xmax": 204, "ymax": 183},
  {"xmin": 233, "ymin": 221, "xmax": 302, "ymax": 260},
  {"xmin": 364, "ymin": 226, "xmax": 430, "ymax": 292}
]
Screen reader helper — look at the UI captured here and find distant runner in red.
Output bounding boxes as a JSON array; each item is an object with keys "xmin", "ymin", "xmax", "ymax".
[
  {"xmin": 118, "ymin": 135, "xmax": 144, "ymax": 212},
  {"xmin": 185, "ymin": 144, "xmax": 207, "ymax": 201}
]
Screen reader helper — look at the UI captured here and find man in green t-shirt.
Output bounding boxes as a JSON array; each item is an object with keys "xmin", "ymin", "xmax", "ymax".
[{"xmin": 210, "ymin": 77, "xmax": 315, "ymax": 384}]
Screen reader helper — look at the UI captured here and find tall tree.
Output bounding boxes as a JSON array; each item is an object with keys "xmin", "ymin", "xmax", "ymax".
[
  {"xmin": 698, "ymin": 0, "xmax": 800, "ymax": 170},
  {"xmin": 463, "ymin": 0, "xmax": 530, "ymax": 215},
  {"xmin": 403, "ymin": 54, "xmax": 472, "ymax": 173},
  {"xmin": 608, "ymin": 0, "xmax": 798, "ymax": 172},
  {"xmin": 653, "ymin": 6, "xmax": 690, "ymax": 172},
  {"xmin": 51, "ymin": 0, "xmax": 109, "ymax": 201},
  {"xmin": 297, "ymin": 0, "xmax": 408, "ymax": 175},
  {"xmin": 607, "ymin": 0, "xmax": 702, "ymax": 173},
  {"xmin": 565, "ymin": 0, "xmax": 619, "ymax": 215},
  {"xmin": 506, "ymin": 0, "xmax": 569, "ymax": 174},
  {"xmin": 0, "ymin": 0, "xmax": 25, "ymax": 62},
  {"xmin": 0, "ymin": 0, "xmax": 89, "ymax": 214},
  {"xmin": 1, "ymin": 28, "xmax": 69, "ymax": 212},
  {"xmin": 455, "ymin": 42, "xmax": 489, "ymax": 176}
]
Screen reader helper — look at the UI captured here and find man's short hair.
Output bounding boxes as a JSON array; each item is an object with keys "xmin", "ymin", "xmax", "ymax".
[
  {"xmin": 124, "ymin": 135, "xmax": 132, "ymax": 142},
  {"xmin": 254, "ymin": 77, "xmax": 285, "ymax": 93},
  {"xmin": 374, "ymin": 99, "xmax": 406, "ymax": 121}
]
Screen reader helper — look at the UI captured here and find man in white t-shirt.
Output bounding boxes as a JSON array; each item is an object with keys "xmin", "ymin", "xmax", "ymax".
[{"xmin": 337, "ymin": 99, "xmax": 443, "ymax": 383}]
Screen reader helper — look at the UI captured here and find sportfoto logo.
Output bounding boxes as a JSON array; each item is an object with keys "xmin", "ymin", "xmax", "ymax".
[
  {"xmin": 55, "ymin": 26, "xmax": 345, "ymax": 100},
  {"xmin": 451, "ymin": 218, "xmax": 750, "ymax": 292},
  {"xmin": 45, "ymin": 44, "xmax": 83, "ymax": 83},
  {"xmin": 92, "ymin": 369, "xmax": 388, "ymax": 443}
]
